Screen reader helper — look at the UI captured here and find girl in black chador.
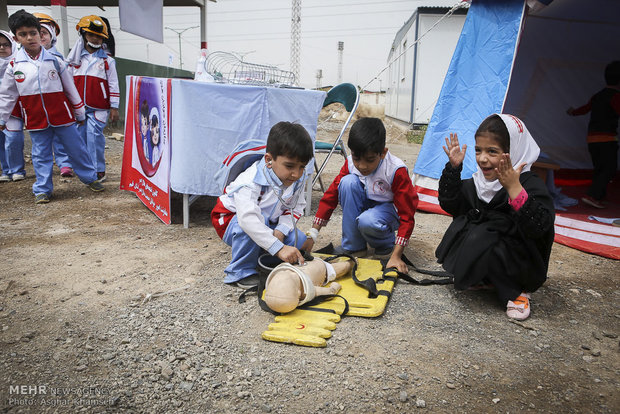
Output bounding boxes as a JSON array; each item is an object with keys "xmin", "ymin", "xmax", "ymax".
[{"xmin": 437, "ymin": 114, "xmax": 555, "ymax": 320}]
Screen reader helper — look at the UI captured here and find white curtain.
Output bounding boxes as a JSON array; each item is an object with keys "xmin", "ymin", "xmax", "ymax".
[{"xmin": 119, "ymin": 0, "xmax": 164, "ymax": 43}]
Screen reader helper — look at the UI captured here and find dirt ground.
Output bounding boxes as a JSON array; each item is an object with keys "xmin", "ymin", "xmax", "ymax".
[{"xmin": 0, "ymin": 114, "xmax": 618, "ymax": 413}]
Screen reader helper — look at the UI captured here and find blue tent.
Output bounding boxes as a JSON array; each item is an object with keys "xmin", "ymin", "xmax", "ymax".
[{"xmin": 413, "ymin": 0, "xmax": 620, "ymax": 193}]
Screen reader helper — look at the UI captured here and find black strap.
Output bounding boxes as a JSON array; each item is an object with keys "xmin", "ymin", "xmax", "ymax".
[
  {"xmin": 382, "ymin": 266, "xmax": 453, "ymax": 285},
  {"xmin": 316, "ymin": 243, "xmax": 385, "ymax": 298},
  {"xmin": 300, "ymin": 294, "xmax": 349, "ymax": 316},
  {"xmin": 401, "ymin": 253, "xmax": 454, "ymax": 279}
]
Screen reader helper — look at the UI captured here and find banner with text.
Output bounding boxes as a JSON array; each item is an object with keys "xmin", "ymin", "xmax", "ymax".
[{"xmin": 120, "ymin": 76, "xmax": 172, "ymax": 224}]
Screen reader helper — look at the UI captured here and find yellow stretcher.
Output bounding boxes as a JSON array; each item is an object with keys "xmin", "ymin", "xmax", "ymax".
[{"xmin": 261, "ymin": 256, "xmax": 398, "ymax": 347}]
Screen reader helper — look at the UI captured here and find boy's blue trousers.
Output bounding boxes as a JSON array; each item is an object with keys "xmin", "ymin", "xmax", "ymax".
[
  {"xmin": 222, "ymin": 215, "xmax": 306, "ymax": 284},
  {"xmin": 30, "ymin": 124, "xmax": 97, "ymax": 196},
  {"xmin": 78, "ymin": 109, "xmax": 107, "ymax": 173},
  {"xmin": 0, "ymin": 128, "xmax": 25, "ymax": 176},
  {"xmin": 339, "ymin": 174, "xmax": 400, "ymax": 254}
]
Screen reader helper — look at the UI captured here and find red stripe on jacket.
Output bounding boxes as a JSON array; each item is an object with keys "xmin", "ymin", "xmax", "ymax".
[
  {"xmin": 211, "ymin": 198, "xmax": 235, "ymax": 239},
  {"xmin": 73, "ymin": 75, "xmax": 110, "ymax": 110},
  {"xmin": 20, "ymin": 91, "xmax": 75, "ymax": 130}
]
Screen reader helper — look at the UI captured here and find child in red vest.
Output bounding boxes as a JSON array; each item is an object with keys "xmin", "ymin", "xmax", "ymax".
[
  {"xmin": 67, "ymin": 15, "xmax": 119, "ymax": 182},
  {"xmin": 309, "ymin": 117, "xmax": 418, "ymax": 273},
  {"xmin": 0, "ymin": 10, "xmax": 103, "ymax": 204}
]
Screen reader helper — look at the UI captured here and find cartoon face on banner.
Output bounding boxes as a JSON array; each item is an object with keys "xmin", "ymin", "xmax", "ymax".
[{"xmin": 134, "ymin": 78, "xmax": 164, "ymax": 177}]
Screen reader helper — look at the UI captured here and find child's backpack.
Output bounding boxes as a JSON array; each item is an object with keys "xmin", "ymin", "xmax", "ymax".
[{"xmin": 213, "ymin": 139, "xmax": 267, "ymax": 194}]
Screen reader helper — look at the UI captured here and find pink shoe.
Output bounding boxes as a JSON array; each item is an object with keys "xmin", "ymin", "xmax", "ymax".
[
  {"xmin": 506, "ymin": 293, "xmax": 531, "ymax": 320},
  {"xmin": 60, "ymin": 167, "xmax": 74, "ymax": 177}
]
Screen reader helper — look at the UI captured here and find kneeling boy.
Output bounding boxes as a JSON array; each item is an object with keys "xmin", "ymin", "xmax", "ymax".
[
  {"xmin": 211, "ymin": 122, "xmax": 314, "ymax": 288},
  {"xmin": 308, "ymin": 117, "xmax": 418, "ymax": 273}
]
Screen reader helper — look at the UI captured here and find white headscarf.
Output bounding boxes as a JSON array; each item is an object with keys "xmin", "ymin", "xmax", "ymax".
[
  {"xmin": 66, "ymin": 36, "xmax": 85, "ymax": 66},
  {"xmin": 40, "ymin": 23, "xmax": 57, "ymax": 48},
  {"xmin": 0, "ymin": 30, "xmax": 17, "ymax": 79},
  {"xmin": 472, "ymin": 114, "xmax": 540, "ymax": 203}
]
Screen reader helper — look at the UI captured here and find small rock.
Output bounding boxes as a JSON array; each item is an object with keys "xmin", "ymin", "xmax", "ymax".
[
  {"xmin": 85, "ymin": 344, "xmax": 94, "ymax": 351},
  {"xmin": 585, "ymin": 289, "xmax": 601, "ymax": 297},
  {"xmin": 568, "ymin": 288, "xmax": 580, "ymax": 294},
  {"xmin": 582, "ymin": 355, "xmax": 594, "ymax": 363},
  {"xmin": 581, "ymin": 344, "xmax": 591, "ymax": 350},
  {"xmin": 102, "ymin": 352, "xmax": 116, "ymax": 361},
  {"xmin": 397, "ymin": 373, "xmax": 408, "ymax": 381},
  {"xmin": 591, "ymin": 349, "xmax": 601, "ymax": 357},
  {"xmin": 178, "ymin": 381, "xmax": 193, "ymax": 391},
  {"xmin": 261, "ymin": 404, "xmax": 272, "ymax": 413},
  {"xmin": 75, "ymin": 365, "xmax": 87, "ymax": 372},
  {"xmin": 97, "ymin": 290, "xmax": 104, "ymax": 295},
  {"xmin": 492, "ymin": 398, "xmax": 500, "ymax": 404},
  {"xmin": 121, "ymin": 338, "xmax": 130, "ymax": 344},
  {"xmin": 416, "ymin": 399, "xmax": 426, "ymax": 408},
  {"xmin": 602, "ymin": 332, "xmax": 617, "ymax": 339},
  {"xmin": 161, "ymin": 365, "xmax": 173, "ymax": 380},
  {"xmin": 446, "ymin": 383, "xmax": 456, "ymax": 389},
  {"xmin": 237, "ymin": 391, "xmax": 250, "ymax": 398}
]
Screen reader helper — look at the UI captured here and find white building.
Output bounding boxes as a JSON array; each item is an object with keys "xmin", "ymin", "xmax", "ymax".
[{"xmin": 385, "ymin": 6, "xmax": 467, "ymax": 125}]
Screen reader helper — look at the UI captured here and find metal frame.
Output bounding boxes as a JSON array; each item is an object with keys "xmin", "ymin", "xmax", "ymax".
[{"xmin": 311, "ymin": 84, "xmax": 360, "ymax": 189}]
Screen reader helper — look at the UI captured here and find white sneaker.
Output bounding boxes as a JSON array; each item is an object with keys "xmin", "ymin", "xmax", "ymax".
[
  {"xmin": 12, "ymin": 173, "xmax": 25, "ymax": 181},
  {"xmin": 0, "ymin": 174, "xmax": 10, "ymax": 182}
]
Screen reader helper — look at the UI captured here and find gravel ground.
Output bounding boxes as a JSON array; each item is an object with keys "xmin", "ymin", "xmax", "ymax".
[{"xmin": 0, "ymin": 114, "xmax": 618, "ymax": 413}]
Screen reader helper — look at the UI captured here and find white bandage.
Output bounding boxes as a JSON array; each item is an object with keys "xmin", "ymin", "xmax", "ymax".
[{"xmin": 306, "ymin": 228, "xmax": 319, "ymax": 241}]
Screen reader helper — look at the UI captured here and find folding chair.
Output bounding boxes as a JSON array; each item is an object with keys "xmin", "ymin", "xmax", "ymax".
[{"xmin": 312, "ymin": 83, "xmax": 360, "ymax": 192}]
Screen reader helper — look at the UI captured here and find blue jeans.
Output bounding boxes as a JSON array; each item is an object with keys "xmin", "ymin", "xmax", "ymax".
[
  {"xmin": 78, "ymin": 109, "xmax": 107, "ymax": 172},
  {"xmin": 30, "ymin": 124, "xmax": 97, "ymax": 196},
  {"xmin": 0, "ymin": 128, "xmax": 25, "ymax": 176},
  {"xmin": 53, "ymin": 134, "xmax": 71, "ymax": 169},
  {"xmin": 339, "ymin": 174, "xmax": 400, "ymax": 253},
  {"xmin": 222, "ymin": 215, "xmax": 306, "ymax": 283}
]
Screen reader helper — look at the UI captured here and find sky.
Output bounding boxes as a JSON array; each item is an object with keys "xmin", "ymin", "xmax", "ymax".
[{"xmin": 8, "ymin": 0, "xmax": 458, "ymax": 90}]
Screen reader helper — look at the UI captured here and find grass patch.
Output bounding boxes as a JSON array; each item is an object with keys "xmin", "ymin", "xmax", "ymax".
[{"xmin": 406, "ymin": 125, "xmax": 427, "ymax": 144}]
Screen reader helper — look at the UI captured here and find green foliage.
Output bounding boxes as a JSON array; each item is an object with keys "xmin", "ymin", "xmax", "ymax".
[{"xmin": 406, "ymin": 125, "xmax": 427, "ymax": 144}]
